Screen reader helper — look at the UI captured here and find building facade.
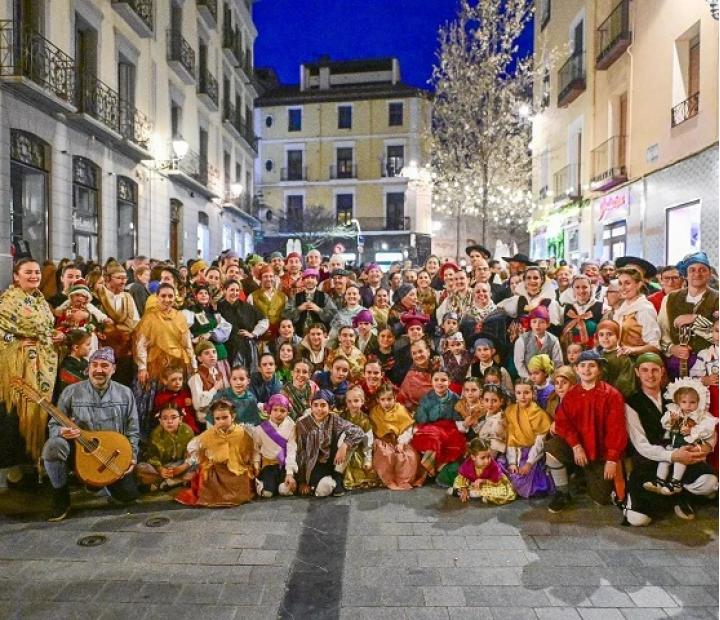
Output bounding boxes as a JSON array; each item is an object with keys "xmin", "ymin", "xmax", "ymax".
[
  {"xmin": 254, "ymin": 58, "xmax": 433, "ymax": 268},
  {"xmin": 529, "ymin": 0, "xmax": 718, "ymax": 266},
  {"xmin": 0, "ymin": 0, "xmax": 259, "ymax": 286}
]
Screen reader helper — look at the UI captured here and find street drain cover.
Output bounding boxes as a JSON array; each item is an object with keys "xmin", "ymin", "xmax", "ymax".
[
  {"xmin": 77, "ymin": 535, "xmax": 107, "ymax": 547},
  {"xmin": 144, "ymin": 517, "xmax": 170, "ymax": 528}
]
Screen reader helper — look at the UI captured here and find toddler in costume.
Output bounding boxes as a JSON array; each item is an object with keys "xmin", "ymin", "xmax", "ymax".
[
  {"xmin": 451, "ymin": 438, "xmax": 516, "ymax": 504},
  {"xmin": 644, "ymin": 377, "xmax": 718, "ymax": 496}
]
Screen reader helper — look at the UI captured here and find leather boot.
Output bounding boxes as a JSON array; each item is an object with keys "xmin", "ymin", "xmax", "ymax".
[{"xmin": 48, "ymin": 485, "xmax": 71, "ymax": 522}]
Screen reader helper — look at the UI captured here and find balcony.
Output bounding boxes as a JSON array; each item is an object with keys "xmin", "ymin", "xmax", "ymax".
[
  {"xmin": 595, "ymin": 0, "xmax": 631, "ymax": 70},
  {"xmin": 353, "ymin": 217, "xmax": 411, "ymax": 232},
  {"xmin": 279, "ymin": 217, "xmax": 305, "ymax": 233},
  {"xmin": 590, "ymin": 135, "xmax": 627, "ymax": 191},
  {"xmin": 241, "ymin": 122, "xmax": 257, "ymax": 154},
  {"xmin": 222, "ymin": 101, "xmax": 241, "ymax": 136},
  {"xmin": 197, "ymin": 67, "xmax": 219, "ymax": 110},
  {"xmin": 330, "ymin": 163, "xmax": 357, "ymax": 179},
  {"xmin": 118, "ymin": 99, "xmax": 153, "ymax": 159},
  {"xmin": 281, "ymin": 166, "xmax": 307, "ymax": 181},
  {"xmin": 222, "ymin": 25, "xmax": 243, "ymax": 67},
  {"xmin": 112, "ymin": 0, "xmax": 153, "ymax": 38},
  {"xmin": 197, "ymin": 0, "xmax": 218, "ymax": 27},
  {"xmin": 72, "ymin": 74, "xmax": 123, "ymax": 143},
  {"xmin": 240, "ymin": 49, "xmax": 253, "ymax": 80},
  {"xmin": 381, "ymin": 157, "xmax": 404, "ymax": 178},
  {"xmin": 553, "ymin": 163, "xmax": 581, "ymax": 203},
  {"xmin": 671, "ymin": 92, "xmax": 700, "ymax": 128},
  {"xmin": 0, "ymin": 22, "xmax": 76, "ymax": 114},
  {"xmin": 557, "ymin": 52, "xmax": 585, "ymax": 108},
  {"xmin": 167, "ymin": 147, "xmax": 220, "ymax": 199},
  {"xmin": 166, "ymin": 30, "xmax": 195, "ymax": 84}
]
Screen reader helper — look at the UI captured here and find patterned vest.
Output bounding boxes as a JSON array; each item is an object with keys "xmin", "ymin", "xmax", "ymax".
[
  {"xmin": 666, "ymin": 288, "xmax": 718, "ymax": 352},
  {"xmin": 521, "ymin": 331, "xmax": 557, "ymax": 359}
]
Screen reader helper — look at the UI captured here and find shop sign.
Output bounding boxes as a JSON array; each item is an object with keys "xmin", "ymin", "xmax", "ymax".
[{"xmin": 598, "ymin": 187, "xmax": 629, "ymax": 222}]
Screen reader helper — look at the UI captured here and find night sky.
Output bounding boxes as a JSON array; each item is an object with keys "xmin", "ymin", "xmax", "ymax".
[{"xmin": 254, "ymin": 0, "xmax": 533, "ymax": 90}]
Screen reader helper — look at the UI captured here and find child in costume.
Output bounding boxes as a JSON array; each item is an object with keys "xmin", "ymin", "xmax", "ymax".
[
  {"xmin": 470, "ymin": 336, "xmax": 513, "ymax": 392},
  {"xmin": 477, "ymin": 384, "xmax": 508, "ymax": 456},
  {"xmin": 136, "ymin": 404, "xmax": 194, "ymax": 491},
  {"xmin": 441, "ymin": 332, "xmax": 473, "ymax": 394},
  {"xmin": 566, "ymin": 342, "xmax": 584, "ymax": 366},
  {"xmin": 154, "ymin": 366, "xmax": 200, "ymax": 434},
  {"xmin": 253, "ymin": 394, "xmax": 297, "ymax": 497},
  {"xmin": 188, "ymin": 340, "xmax": 229, "ymax": 425},
  {"xmin": 274, "ymin": 341, "xmax": 296, "ymax": 384},
  {"xmin": 500, "ymin": 378, "xmax": 554, "ymax": 498},
  {"xmin": 644, "ymin": 378, "xmax": 718, "ymax": 495},
  {"xmin": 212, "ymin": 365, "xmax": 261, "ymax": 426},
  {"xmin": 513, "ymin": 306, "xmax": 563, "ymax": 378},
  {"xmin": 340, "ymin": 386, "xmax": 380, "ymax": 489},
  {"xmin": 690, "ymin": 319, "xmax": 719, "ymax": 470},
  {"xmin": 354, "ymin": 309, "xmax": 378, "ymax": 355},
  {"xmin": 526, "ymin": 354, "xmax": 556, "ymax": 409},
  {"xmin": 369, "ymin": 383, "xmax": 425, "ymax": 490},
  {"xmin": 455, "ymin": 377, "xmax": 485, "ymax": 440},
  {"xmin": 451, "ymin": 438, "xmax": 516, "ymax": 505},
  {"xmin": 544, "ymin": 365, "xmax": 577, "ymax": 421},
  {"xmin": 596, "ymin": 319, "xmax": 636, "ymax": 398},
  {"xmin": 54, "ymin": 279, "xmax": 112, "ymax": 354},
  {"xmin": 282, "ymin": 359, "xmax": 318, "ymax": 420},
  {"xmin": 325, "ymin": 325, "xmax": 367, "ymax": 382},
  {"xmin": 54, "ymin": 330, "xmax": 91, "ymax": 400},
  {"xmin": 434, "ymin": 311, "xmax": 460, "ymax": 354},
  {"xmin": 176, "ymin": 398, "xmax": 255, "ymax": 507}
]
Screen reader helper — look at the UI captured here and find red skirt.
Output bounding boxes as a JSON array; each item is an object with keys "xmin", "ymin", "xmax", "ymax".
[{"xmin": 411, "ymin": 419, "xmax": 467, "ymax": 468}]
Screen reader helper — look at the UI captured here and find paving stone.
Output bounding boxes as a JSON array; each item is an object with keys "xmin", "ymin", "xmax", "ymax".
[
  {"xmin": 236, "ymin": 550, "xmax": 279, "ymax": 565},
  {"xmin": 664, "ymin": 586, "xmax": 718, "ymax": 607},
  {"xmin": 535, "ymin": 608, "xmax": 582, "ymax": 620},
  {"xmin": 52, "ymin": 580, "xmax": 108, "ymax": 602},
  {"xmin": 424, "ymin": 586, "xmax": 466, "ymax": 607},
  {"xmin": 619, "ymin": 609, "xmax": 669, "ymax": 619},
  {"xmin": 447, "ymin": 608, "xmax": 494, "ymax": 620},
  {"xmin": 175, "ymin": 582, "xmax": 223, "ymax": 605},
  {"xmin": 587, "ymin": 587, "xmax": 635, "ymax": 608},
  {"xmin": 440, "ymin": 567, "xmax": 522, "ymax": 586},
  {"xmin": 665, "ymin": 566, "xmax": 718, "ymax": 586},
  {"xmin": 398, "ymin": 536, "xmax": 434, "ymax": 550},
  {"xmin": 219, "ymin": 584, "xmax": 264, "ymax": 605},
  {"xmin": 542, "ymin": 587, "xmax": 592, "ymax": 607},
  {"xmin": 93, "ymin": 581, "xmax": 143, "ymax": 603},
  {"xmin": 489, "ymin": 607, "xmax": 538, "ymax": 619},
  {"xmin": 378, "ymin": 586, "xmax": 425, "ymax": 607},
  {"xmin": 340, "ymin": 608, "xmax": 394, "ymax": 620},
  {"xmin": 579, "ymin": 610, "xmax": 625, "ymax": 620},
  {"xmin": 401, "ymin": 608, "xmax": 451, "ymax": 620},
  {"xmin": 463, "ymin": 586, "xmax": 550, "ymax": 608},
  {"xmin": 626, "ymin": 587, "xmax": 679, "ymax": 608}
]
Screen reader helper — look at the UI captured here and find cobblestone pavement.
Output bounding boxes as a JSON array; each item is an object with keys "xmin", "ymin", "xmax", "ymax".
[{"xmin": 0, "ymin": 486, "xmax": 717, "ymax": 619}]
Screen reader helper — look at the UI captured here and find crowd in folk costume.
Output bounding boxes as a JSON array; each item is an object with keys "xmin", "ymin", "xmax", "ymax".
[{"xmin": 0, "ymin": 245, "xmax": 716, "ymax": 528}]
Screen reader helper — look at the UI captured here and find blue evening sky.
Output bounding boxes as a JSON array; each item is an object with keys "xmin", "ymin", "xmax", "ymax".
[{"xmin": 254, "ymin": 0, "xmax": 532, "ymax": 90}]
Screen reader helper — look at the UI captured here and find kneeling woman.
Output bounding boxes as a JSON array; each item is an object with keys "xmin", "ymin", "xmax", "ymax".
[
  {"xmin": 412, "ymin": 370, "xmax": 467, "ymax": 477},
  {"xmin": 176, "ymin": 399, "xmax": 254, "ymax": 507}
]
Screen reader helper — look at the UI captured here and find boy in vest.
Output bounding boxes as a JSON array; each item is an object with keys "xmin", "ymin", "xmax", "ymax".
[{"xmin": 514, "ymin": 306, "xmax": 563, "ymax": 378}]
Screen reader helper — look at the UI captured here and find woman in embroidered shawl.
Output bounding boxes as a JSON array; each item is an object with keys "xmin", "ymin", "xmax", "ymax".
[
  {"xmin": 134, "ymin": 283, "xmax": 196, "ymax": 435},
  {"xmin": 0, "ymin": 259, "xmax": 60, "ymax": 468},
  {"xmin": 176, "ymin": 398, "xmax": 255, "ymax": 507},
  {"xmin": 560, "ymin": 275, "xmax": 603, "ymax": 352},
  {"xmin": 369, "ymin": 383, "xmax": 425, "ymax": 490}
]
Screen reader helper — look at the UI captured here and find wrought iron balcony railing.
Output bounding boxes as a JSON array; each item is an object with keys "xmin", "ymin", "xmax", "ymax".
[
  {"xmin": 553, "ymin": 163, "xmax": 581, "ymax": 203},
  {"xmin": 0, "ymin": 21, "xmax": 75, "ymax": 104},
  {"xmin": 671, "ymin": 92, "xmax": 699, "ymax": 128},
  {"xmin": 381, "ymin": 157, "xmax": 404, "ymax": 177},
  {"xmin": 557, "ymin": 52, "xmax": 586, "ymax": 107},
  {"xmin": 166, "ymin": 30, "xmax": 195, "ymax": 79},
  {"xmin": 76, "ymin": 74, "xmax": 120, "ymax": 134},
  {"xmin": 353, "ymin": 216, "xmax": 411, "ymax": 231},
  {"xmin": 223, "ymin": 100, "xmax": 236, "ymax": 124},
  {"xmin": 198, "ymin": 67, "xmax": 219, "ymax": 107},
  {"xmin": 112, "ymin": 0, "xmax": 153, "ymax": 34},
  {"xmin": 595, "ymin": 0, "xmax": 631, "ymax": 70},
  {"xmin": 281, "ymin": 166, "xmax": 307, "ymax": 181},
  {"xmin": 330, "ymin": 163, "xmax": 357, "ymax": 179},
  {"xmin": 196, "ymin": 0, "xmax": 218, "ymax": 24},
  {"xmin": 590, "ymin": 135, "xmax": 627, "ymax": 190},
  {"xmin": 222, "ymin": 25, "xmax": 243, "ymax": 65},
  {"xmin": 119, "ymin": 98, "xmax": 151, "ymax": 149}
]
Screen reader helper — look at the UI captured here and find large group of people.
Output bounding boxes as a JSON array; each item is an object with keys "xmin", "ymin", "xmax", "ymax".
[{"xmin": 0, "ymin": 244, "xmax": 716, "ymax": 527}]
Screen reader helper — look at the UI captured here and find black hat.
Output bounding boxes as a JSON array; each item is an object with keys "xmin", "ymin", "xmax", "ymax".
[
  {"xmin": 465, "ymin": 244, "xmax": 492, "ymax": 260},
  {"xmin": 501, "ymin": 253, "xmax": 537, "ymax": 266},
  {"xmin": 615, "ymin": 256, "xmax": 657, "ymax": 279}
]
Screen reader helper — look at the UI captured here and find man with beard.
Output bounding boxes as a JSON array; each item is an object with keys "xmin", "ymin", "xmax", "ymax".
[{"xmin": 42, "ymin": 347, "xmax": 140, "ymax": 521}]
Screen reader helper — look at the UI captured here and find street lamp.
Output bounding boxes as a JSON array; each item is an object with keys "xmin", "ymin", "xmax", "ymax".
[{"xmin": 171, "ymin": 138, "xmax": 189, "ymax": 161}]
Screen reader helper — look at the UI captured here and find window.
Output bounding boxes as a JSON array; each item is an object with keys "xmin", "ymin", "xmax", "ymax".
[
  {"xmin": 602, "ymin": 220, "xmax": 626, "ymax": 261},
  {"xmin": 223, "ymin": 224, "xmax": 233, "ymax": 251},
  {"xmin": 288, "ymin": 108, "xmax": 302, "ymax": 132},
  {"xmin": 541, "ymin": 67, "xmax": 550, "ymax": 109},
  {"xmin": 286, "ymin": 195, "xmax": 304, "ymax": 227},
  {"xmin": 335, "ymin": 147, "xmax": 354, "ymax": 178},
  {"xmin": 198, "ymin": 211, "xmax": 210, "ymax": 260},
  {"xmin": 666, "ymin": 201, "xmax": 701, "ymax": 264},
  {"xmin": 336, "ymin": 193, "xmax": 353, "ymax": 225},
  {"xmin": 386, "ymin": 193, "xmax": 405, "ymax": 230},
  {"xmin": 285, "ymin": 150, "xmax": 304, "ymax": 180},
  {"xmin": 117, "ymin": 176, "xmax": 137, "ymax": 260},
  {"xmin": 10, "ymin": 130, "xmax": 49, "ymax": 261},
  {"xmin": 72, "ymin": 156, "xmax": 100, "ymax": 262},
  {"xmin": 384, "ymin": 145, "xmax": 404, "ymax": 177},
  {"xmin": 171, "ymin": 102, "xmax": 182, "ymax": 138},
  {"xmin": 338, "ymin": 105, "xmax": 352, "ymax": 129},
  {"xmin": 118, "ymin": 59, "xmax": 136, "ymax": 141},
  {"xmin": 224, "ymin": 151, "xmax": 231, "ymax": 188},
  {"xmin": 199, "ymin": 128, "xmax": 209, "ymax": 183},
  {"xmin": 689, "ymin": 36, "xmax": 700, "ymax": 96},
  {"xmin": 388, "ymin": 102, "xmax": 403, "ymax": 126}
]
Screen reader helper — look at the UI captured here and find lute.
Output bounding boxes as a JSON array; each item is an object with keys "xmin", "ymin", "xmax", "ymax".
[
  {"xmin": 678, "ymin": 325, "xmax": 692, "ymax": 378},
  {"xmin": 11, "ymin": 377, "xmax": 133, "ymax": 487}
]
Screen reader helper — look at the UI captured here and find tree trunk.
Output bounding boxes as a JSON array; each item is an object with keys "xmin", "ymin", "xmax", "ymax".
[
  {"xmin": 481, "ymin": 162, "xmax": 489, "ymax": 247},
  {"xmin": 456, "ymin": 201, "xmax": 462, "ymax": 264}
]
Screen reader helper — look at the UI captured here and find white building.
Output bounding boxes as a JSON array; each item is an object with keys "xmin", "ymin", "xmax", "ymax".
[{"xmin": 0, "ymin": 0, "xmax": 259, "ymax": 285}]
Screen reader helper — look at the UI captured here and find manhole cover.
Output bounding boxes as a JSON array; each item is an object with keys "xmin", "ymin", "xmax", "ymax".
[
  {"xmin": 144, "ymin": 516, "xmax": 170, "ymax": 528},
  {"xmin": 77, "ymin": 535, "xmax": 107, "ymax": 547}
]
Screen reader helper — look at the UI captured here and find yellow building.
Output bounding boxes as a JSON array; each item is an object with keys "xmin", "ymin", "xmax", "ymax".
[
  {"xmin": 530, "ymin": 0, "xmax": 718, "ymax": 266},
  {"xmin": 254, "ymin": 57, "xmax": 433, "ymax": 266}
]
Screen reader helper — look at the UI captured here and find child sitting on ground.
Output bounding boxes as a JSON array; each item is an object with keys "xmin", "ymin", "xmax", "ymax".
[
  {"xmin": 499, "ymin": 378, "xmax": 554, "ymax": 498},
  {"xmin": 176, "ymin": 398, "xmax": 255, "ymax": 507},
  {"xmin": 340, "ymin": 386, "xmax": 380, "ymax": 489},
  {"xmin": 369, "ymin": 383, "xmax": 425, "ymax": 490},
  {"xmin": 153, "ymin": 366, "xmax": 200, "ymax": 434},
  {"xmin": 136, "ymin": 404, "xmax": 195, "ymax": 491},
  {"xmin": 441, "ymin": 332, "xmax": 473, "ymax": 394},
  {"xmin": 527, "ymin": 354, "xmax": 556, "ymax": 409},
  {"xmin": 188, "ymin": 340, "xmax": 228, "ymax": 426},
  {"xmin": 212, "ymin": 365, "xmax": 261, "ymax": 426},
  {"xmin": 595, "ymin": 320, "xmax": 636, "ymax": 398},
  {"xmin": 451, "ymin": 438, "xmax": 516, "ymax": 505},
  {"xmin": 253, "ymin": 394, "xmax": 297, "ymax": 498},
  {"xmin": 644, "ymin": 378, "xmax": 718, "ymax": 495},
  {"xmin": 55, "ymin": 329, "xmax": 91, "ymax": 400},
  {"xmin": 295, "ymin": 390, "xmax": 366, "ymax": 497}
]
